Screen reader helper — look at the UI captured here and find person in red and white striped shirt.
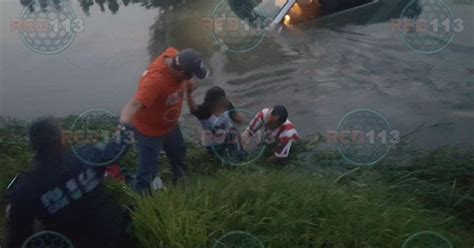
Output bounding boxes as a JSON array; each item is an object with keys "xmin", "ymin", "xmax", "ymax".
[{"xmin": 244, "ymin": 105, "xmax": 300, "ymax": 162}]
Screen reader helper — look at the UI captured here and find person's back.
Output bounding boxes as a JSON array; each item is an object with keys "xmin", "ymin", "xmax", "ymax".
[{"xmin": 5, "ymin": 118, "xmax": 128, "ymax": 248}]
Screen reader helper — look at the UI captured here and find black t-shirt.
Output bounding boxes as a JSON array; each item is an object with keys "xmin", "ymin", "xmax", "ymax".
[{"xmin": 5, "ymin": 147, "xmax": 127, "ymax": 248}]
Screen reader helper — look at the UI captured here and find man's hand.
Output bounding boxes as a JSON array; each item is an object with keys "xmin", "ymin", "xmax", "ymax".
[
  {"xmin": 241, "ymin": 129, "xmax": 262, "ymax": 153},
  {"xmin": 119, "ymin": 98, "xmax": 143, "ymax": 125},
  {"xmin": 185, "ymin": 80, "xmax": 198, "ymax": 113},
  {"xmin": 185, "ymin": 80, "xmax": 197, "ymax": 95}
]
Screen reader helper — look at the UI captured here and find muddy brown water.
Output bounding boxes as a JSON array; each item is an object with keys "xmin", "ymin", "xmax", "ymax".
[{"xmin": 0, "ymin": 0, "xmax": 473, "ymax": 149}]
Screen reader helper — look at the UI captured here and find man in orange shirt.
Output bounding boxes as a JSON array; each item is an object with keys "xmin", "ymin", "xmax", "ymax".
[{"xmin": 119, "ymin": 48, "xmax": 208, "ymax": 192}]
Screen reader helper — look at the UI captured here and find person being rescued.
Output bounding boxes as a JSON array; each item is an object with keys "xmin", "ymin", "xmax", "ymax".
[
  {"xmin": 186, "ymin": 86, "xmax": 245, "ymax": 158},
  {"xmin": 242, "ymin": 105, "xmax": 300, "ymax": 163}
]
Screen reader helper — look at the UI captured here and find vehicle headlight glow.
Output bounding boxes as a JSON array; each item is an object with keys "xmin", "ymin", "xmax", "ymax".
[{"xmin": 284, "ymin": 14, "xmax": 292, "ymax": 25}]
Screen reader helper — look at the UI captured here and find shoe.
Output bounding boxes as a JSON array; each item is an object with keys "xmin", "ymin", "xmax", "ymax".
[{"xmin": 150, "ymin": 176, "xmax": 166, "ymax": 190}]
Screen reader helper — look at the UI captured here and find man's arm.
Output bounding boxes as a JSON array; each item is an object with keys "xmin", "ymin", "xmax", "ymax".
[
  {"xmin": 246, "ymin": 110, "xmax": 265, "ymax": 134},
  {"xmin": 120, "ymin": 71, "xmax": 163, "ymax": 125},
  {"xmin": 241, "ymin": 111, "xmax": 264, "ymax": 152},
  {"xmin": 185, "ymin": 81, "xmax": 198, "ymax": 114},
  {"xmin": 268, "ymin": 127, "xmax": 299, "ymax": 164},
  {"xmin": 119, "ymin": 98, "xmax": 143, "ymax": 125},
  {"xmin": 267, "ymin": 140, "xmax": 294, "ymax": 164},
  {"xmin": 228, "ymin": 102, "xmax": 243, "ymax": 125}
]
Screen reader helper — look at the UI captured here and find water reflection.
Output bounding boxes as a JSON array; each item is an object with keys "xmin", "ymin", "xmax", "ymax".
[
  {"xmin": 19, "ymin": 0, "xmax": 421, "ymax": 31},
  {"xmin": 20, "ymin": 0, "xmax": 61, "ymax": 12},
  {"xmin": 11, "ymin": 0, "xmax": 473, "ymax": 148},
  {"xmin": 227, "ymin": 0, "xmax": 260, "ymax": 21},
  {"xmin": 82, "ymin": 0, "xmax": 120, "ymax": 14},
  {"xmin": 20, "ymin": 0, "xmax": 187, "ymax": 14}
]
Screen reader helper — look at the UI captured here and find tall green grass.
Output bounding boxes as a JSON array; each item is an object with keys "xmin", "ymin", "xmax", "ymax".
[
  {"xmin": 377, "ymin": 147, "xmax": 474, "ymax": 229},
  {"xmin": 131, "ymin": 168, "xmax": 472, "ymax": 248},
  {"xmin": 1, "ymin": 119, "xmax": 473, "ymax": 247},
  {"xmin": 0, "ymin": 118, "xmax": 31, "ymax": 243}
]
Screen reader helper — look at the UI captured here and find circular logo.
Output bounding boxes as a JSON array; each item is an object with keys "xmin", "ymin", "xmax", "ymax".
[
  {"xmin": 17, "ymin": 1, "xmax": 85, "ymax": 55},
  {"xmin": 22, "ymin": 231, "xmax": 73, "ymax": 248},
  {"xmin": 399, "ymin": 0, "xmax": 463, "ymax": 54},
  {"xmin": 210, "ymin": 108, "xmax": 266, "ymax": 166},
  {"xmin": 213, "ymin": 231, "xmax": 264, "ymax": 248},
  {"xmin": 163, "ymin": 107, "xmax": 181, "ymax": 123},
  {"xmin": 402, "ymin": 231, "xmax": 453, "ymax": 248},
  {"xmin": 67, "ymin": 108, "xmax": 132, "ymax": 167},
  {"xmin": 333, "ymin": 109, "xmax": 400, "ymax": 166},
  {"xmin": 208, "ymin": 0, "xmax": 270, "ymax": 53}
]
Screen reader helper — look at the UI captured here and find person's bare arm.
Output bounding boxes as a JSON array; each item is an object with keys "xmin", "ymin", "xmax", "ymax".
[
  {"xmin": 185, "ymin": 80, "xmax": 198, "ymax": 113},
  {"xmin": 119, "ymin": 98, "xmax": 143, "ymax": 125},
  {"xmin": 233, "ymin": 113, "xmax": 244, "ymax": 125},
  {"xmin": 227, "ymin": 102, "xmax": 243, "ymax": 125}
]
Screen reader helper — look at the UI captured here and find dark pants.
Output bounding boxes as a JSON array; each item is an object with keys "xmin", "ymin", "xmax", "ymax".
[{"xmin": 134, "ymin": 125, "xmax": 187, "ymax": 192}]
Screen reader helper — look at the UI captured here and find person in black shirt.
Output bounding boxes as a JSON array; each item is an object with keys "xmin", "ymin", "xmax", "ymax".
[
  {"xmin": 186, "ymin": 86, "xmax": 243, "ymax": 155},
  {"xmin": 4, "ymin": 117, "xmax": 131, "ymax": 248}
]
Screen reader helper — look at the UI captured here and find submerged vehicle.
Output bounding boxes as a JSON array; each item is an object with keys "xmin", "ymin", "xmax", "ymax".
[{"xmin": 229, "ymin": 0, "xmax": 421, "ymax": 30}]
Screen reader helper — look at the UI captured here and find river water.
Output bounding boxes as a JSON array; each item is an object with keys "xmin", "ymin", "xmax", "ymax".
[{"xmin": 0, "ymin": 0, "xmax": 473, "ymax": 148}]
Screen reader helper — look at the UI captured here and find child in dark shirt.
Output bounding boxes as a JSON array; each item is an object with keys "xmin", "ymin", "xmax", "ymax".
[{"xmin": 186, "ymin": 86, "xmax": 244, "ymax": 157}]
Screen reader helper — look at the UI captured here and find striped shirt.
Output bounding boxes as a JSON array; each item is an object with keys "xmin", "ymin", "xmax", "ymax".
[{"xmin": 247, "ymin": 108, "xmax": 300, "ymax": 158}]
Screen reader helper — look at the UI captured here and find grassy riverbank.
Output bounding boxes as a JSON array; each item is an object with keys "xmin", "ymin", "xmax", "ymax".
[{"xmin": 0, "ymin": 117, "xmax": 473, "ymax": 247}]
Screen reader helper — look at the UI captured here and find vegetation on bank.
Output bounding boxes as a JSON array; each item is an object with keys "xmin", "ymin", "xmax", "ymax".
[
  {"xmin": 0, "ymin": 117, "xmax": 473, "ymax": 247},
  {"xmin": 132, "ymin": 168, "xmax": 471, "ymax": 247}
]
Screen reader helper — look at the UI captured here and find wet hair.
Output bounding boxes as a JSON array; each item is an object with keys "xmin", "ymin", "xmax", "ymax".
[
  {"xmin": 204, "ymin": 86, "xmax": 226, "ymax": 106},
  {"xmin": 29, "ymin": 117, "xmax": 63, "ymax": 163},
  {"xmin": 271, "ymin": 105, "xmax": 288, "ymax": 124},
  {"xmin": 201, "ymin": 86, "xmax": 228, "ymax": 114}
]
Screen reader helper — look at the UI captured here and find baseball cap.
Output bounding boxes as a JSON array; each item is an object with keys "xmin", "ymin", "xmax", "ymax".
[{"xmin": 175, "ymin": 49, "xmax": 209, "ymax": 79}]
